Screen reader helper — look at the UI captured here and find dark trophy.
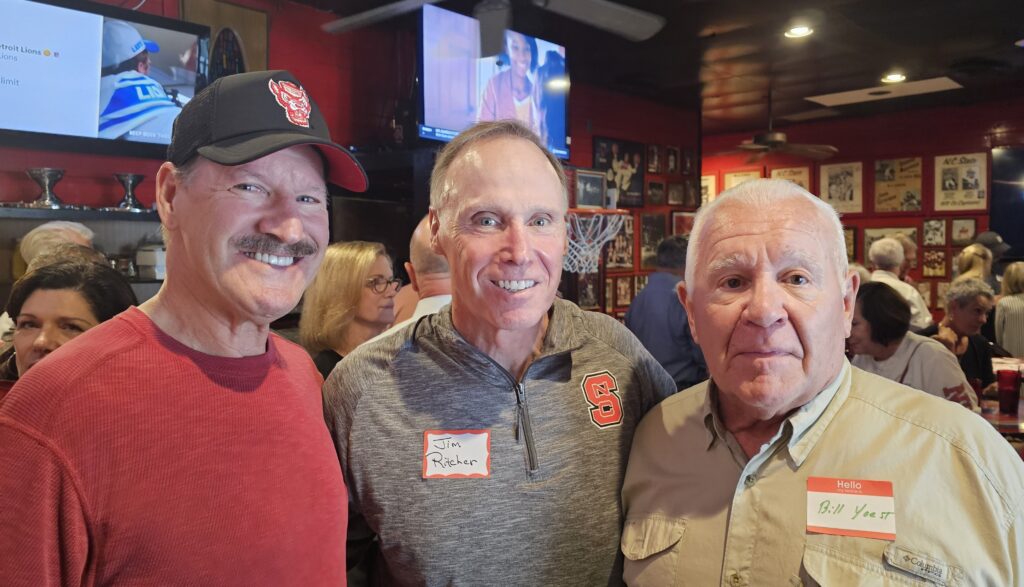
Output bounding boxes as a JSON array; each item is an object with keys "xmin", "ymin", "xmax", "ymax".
[
  {"xmin": 110, "ymin": 173, "xmax": 145, "ymax": 212},
  {"xmin": 24, "ymin": 167, "xmax": 68, "ymax": 209}
]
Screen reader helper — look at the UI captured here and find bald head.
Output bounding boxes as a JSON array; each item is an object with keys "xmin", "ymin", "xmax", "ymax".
[{"xmin": 409, "ymin": 215, "xmax": 449, "ymax": 276}]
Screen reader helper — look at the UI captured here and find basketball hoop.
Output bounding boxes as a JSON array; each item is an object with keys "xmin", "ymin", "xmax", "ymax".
[{"xmin": 564, "ymin": 208, "xmax": 629, "ymax": 274}]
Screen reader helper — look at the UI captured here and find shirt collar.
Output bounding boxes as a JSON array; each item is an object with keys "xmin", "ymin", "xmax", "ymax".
[{"xmin": 700, "ymin": 360, "xmax": 852, "ymax": 465}]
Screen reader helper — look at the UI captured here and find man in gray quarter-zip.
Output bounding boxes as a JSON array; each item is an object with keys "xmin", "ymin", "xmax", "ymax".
[{"xmin": 323, "ymin": 120, "xmax": 677, "ymax": 586}]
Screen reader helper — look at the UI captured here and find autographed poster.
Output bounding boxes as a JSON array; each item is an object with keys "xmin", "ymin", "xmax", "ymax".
[
  {"xmin": 700, "ymin": 175, "xmax": 717, "ymax": 205},
  {"xmin": 934, "ymin": 152, "xmax": 987, "ymax": 211},
  {"xmin": 819, "ymin": 162, "xmax": 863, "ymax": 214},
  {"xmin": 770, "ymin": 166, "xmax": 811, "ymax": 191},
  {"xmin": 874, "ymin": 158, "xmax": 922, "ymax": 212},
  {"xmin": 723, "ymin": 169, "xmax": 762, "ymax": 191}
]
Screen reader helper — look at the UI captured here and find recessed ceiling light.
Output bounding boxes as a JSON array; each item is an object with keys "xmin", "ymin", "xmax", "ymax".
[
  {"xmin": 881, "ymin": 72, "xmax": 906, "ymax": 83},
  {"xmin": 784, "ymin": 25, "xmax": 814, "ymax": 38},
  {"xmin": 545, "ymin": 77, "xmax": 571, "ymax": 92},
  {"xmin": 1015, "ymin": 39, "xmax": 1024, "ymax": 48}
]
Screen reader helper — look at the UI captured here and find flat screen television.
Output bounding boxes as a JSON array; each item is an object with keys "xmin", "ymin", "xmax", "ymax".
[
  {"xmin": 0, "ymin": 0, "xmax": 209, "ymax": 158},
  {"xmin": 418, "ymin": 4, "xmax": 569, "ymax": 159}
]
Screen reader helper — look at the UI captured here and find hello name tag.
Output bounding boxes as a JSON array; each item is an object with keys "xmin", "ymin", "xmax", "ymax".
[
  {"xmin": 806, "ymin": 477, "xmax": 896, "ymax": 540},
  {"xmin": 422, "ymin": 430, "xmax": 491, "ymax": 479}
]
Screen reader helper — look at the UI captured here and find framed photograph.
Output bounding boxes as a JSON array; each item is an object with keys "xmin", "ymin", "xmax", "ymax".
[
  {"xmin": 951, "ymin": 218, "xmax": 976, "ymax": 245},
  {"xmin": 723, "ymin": 169, "xmax": 762, "ymax": 191},
  {"xmin": 916, "ymin": 282, "xmax": 932, "ymax": 309},
  {"xmin": 666, "ymin": 146, "xmax": 681, "ymax": 174},
  {"xmin": 604, "ymin": 214, "xmax": 634, "ymax": 271},
  {"xmin": 574, "ymin": 169, "xmax": 606, "ymax": 209},
  {"xmin": 594, "ymin": 136, "xmax": 645, "ymax": 207},
  {"xmin": 672, "ymin": 211, "xmax": 696, "ymax": 237},
  {"xmin": 874, "ymin": 157, "xmax": 922, "ymax": 212},
  {"xmin": 864, "ymin": 227, "xmax": 917, "ymax": 257},
  {"xmin": 770, "ymin": 166, "xmax": 811, "ymax": 191},
  {"xmin": 640, "ymin": 213, "xmax": 667, "ymax": 270},
  {"xmin": 819, "ymin": 162, "xmax": 863, "ymax": 214},
  {"xmin": 646, "ymin": 145, "xmax": 661, "ymax": 174},
  {"xmin": 576, "ymin": 272, "xmax": 600, "ymax": 310},
  {"xmin": 681, "ymin": 149, "xmax": 695, "ymax": 175},
  {"xmin": 934, "ymin": 153, "xmax": 987, "ymax": 211},
  {"xmin": 614, "ymin": 310, "xmax": 627, "ymax": 324},
  {"xmin": 923, "ymin": 249, "xmax": 947, "ymax": 278},
  {"xmin": 647, "ymin": 180, "xmax": 666, "ymax": 205},
  {"xmin": 667, "ymin": 182, "xmax": 684, "ymax": 205},
  {"xmin": 936, "ymin": 281, "xmax": 951, "ymax": 309},
  {"xmin": 604, "ymin": 277, "xmax": 615, "ymax": 312},
  {"xmin": 843, "ymin": 227, "xmax": 856, "ymax": 262},
  {"xmin": 615, "ymin": 276, "xmax": 634, "ymax": 307},
  {"xmin": 683, "ymin": 179, "xmax": 699, "ymax": 208},
  {"xmin": 923, "ymin": 219, "xmax": 946, "ymax": 246},
  {"xmin": 700, "ymin": 174, "xmax": 717, "ymax": 205},
  {"xmin": 635, "ymin": 274, "xmax": 649, "ymax": 294}
]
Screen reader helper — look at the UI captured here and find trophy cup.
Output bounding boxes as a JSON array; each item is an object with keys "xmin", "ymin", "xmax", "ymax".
[
  {"xmin": 24, "ymin": 168, "xmax": 68, "ymax": 209},
  {"xmin": 110, "ymin": 173, "xmax": 145, "ymax": 212}
]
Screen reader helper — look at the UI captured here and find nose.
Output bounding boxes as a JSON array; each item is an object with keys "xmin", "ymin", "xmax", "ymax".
[
  {"xmin": 383, "ymin": 282, "xmax": 401, "ymax": 298},
  {"xmin": 32, "ymin": 325, "xmax": 62, "ymax": 355},
  {"xmin": 742, "ymin": 275, "xmax": 787, "ymax": 328},
  {"xmin": 501, "ymin": 222, "xmax": 531, "ymax": 266},
  {"xmin": 257, "ymin": 199, "xmax": 304, "ymax": 245}
]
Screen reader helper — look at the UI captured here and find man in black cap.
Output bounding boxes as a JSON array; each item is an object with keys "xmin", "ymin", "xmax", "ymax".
[
  {"xmin": 0, "ymin": 71, "xmax": 366, "ymax": 585},
  {"xmin": 974, "ymin": 230, "xmax": 1011, "ymax": 290}
]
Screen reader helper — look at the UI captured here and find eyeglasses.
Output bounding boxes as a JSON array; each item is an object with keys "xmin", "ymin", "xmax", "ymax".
[{"xmin": 365, "ymin": 276, "xmax": 403, "ymax": 294}]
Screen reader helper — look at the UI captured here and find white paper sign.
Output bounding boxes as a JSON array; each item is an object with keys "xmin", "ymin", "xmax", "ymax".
[
  {"xmin": 422, "ymin": 429, "xmax": 491, "ymax": 479},
  {"xmin": 806, "ymin": 477, "xmax": 895, "ymax": 540}
]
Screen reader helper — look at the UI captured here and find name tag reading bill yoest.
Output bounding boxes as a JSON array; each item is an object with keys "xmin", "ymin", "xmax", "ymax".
[
  {"xmin": 806, "ymin": 477, "xmax": 896, "ymax": 540},
  {"xmin": 422, "ymin": 430, "xmax": 491, "ymax": 479}
]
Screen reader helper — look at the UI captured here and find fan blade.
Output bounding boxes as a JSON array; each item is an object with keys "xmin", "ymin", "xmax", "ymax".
[
  {"xmin": 745, "ymin": 151, "xmax": 769, "ymax": 165},
  {"xmin": 778, "ymin": 143, "xmax": 839, "ymax": 160},
  {"xmin": 533, "ymin": 0, "xmax": 666, "ymax": 41},
  {"xmin": 322, "ymin": 0, "xmax": 440, "ymax": 34},
  {"xmin": 737, "ymin": 142, "xmax": 770, "ymax": 152}
]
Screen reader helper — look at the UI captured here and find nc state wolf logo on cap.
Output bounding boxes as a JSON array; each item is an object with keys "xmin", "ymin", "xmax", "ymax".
[{"xmin": 268, "ymin": 79, "xmax": 311, "ymax": 128}]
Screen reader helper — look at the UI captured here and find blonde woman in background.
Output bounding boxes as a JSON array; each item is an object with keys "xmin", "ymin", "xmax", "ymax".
[
  {"xmin": 996, "ymin": 262, "xmax": 1024, "ymax": 357},
  {"xmin": 299, "ymin": 241, "xmax": 401, "ymax": 379},
  {"xmin": 955, "ymin": 243, "xmax": 993, "ymax": 283}
]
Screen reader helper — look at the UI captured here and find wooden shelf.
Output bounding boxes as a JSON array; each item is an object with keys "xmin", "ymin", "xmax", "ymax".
[{"xmin": 0, "ymin": 206, "xmax": 159, "ymax": 222}]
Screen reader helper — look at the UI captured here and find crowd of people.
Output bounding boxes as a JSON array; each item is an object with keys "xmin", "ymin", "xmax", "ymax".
[{"xmin": 1, "ymin": 69, "xmax": 1023, "ymax": 585}]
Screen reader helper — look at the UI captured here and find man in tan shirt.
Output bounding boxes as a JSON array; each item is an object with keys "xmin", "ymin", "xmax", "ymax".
[{"xmin": 622, "ymin": 179, "xmax": 1024, "ymax": 585}]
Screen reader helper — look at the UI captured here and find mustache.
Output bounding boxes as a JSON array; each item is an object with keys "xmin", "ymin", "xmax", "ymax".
[{"xmin": 231, "ymin": 235, "xmax": 318, "ymax": 257}]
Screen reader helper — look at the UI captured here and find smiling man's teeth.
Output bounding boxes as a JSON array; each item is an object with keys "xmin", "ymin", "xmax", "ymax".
[
  {"xmin": 496, "ymin": 279, "xmax": 536, "ymax": 292},
  {"xmin": 245, "ymin": 252, "xmax": 295, "ymax": 267}
]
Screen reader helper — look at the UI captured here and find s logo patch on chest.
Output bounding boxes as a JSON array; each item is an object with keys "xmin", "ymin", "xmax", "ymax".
[{"xmin": 581, "ymin": 370, "xmax": 623, "ymax": 429}]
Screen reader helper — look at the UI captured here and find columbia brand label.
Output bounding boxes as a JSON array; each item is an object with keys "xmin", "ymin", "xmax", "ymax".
[
  {"xmin": 806, "ymin": 477, "xmax": 895, "ymax": 540},
  {"xmin": 267, "ymin": 79, "xmax": 311, "ymax": 127},
  {"xmin": 422, "ymin": 430, "xmax": 490, "ymax": 479},
  {"xmin": 884, "ymin": 545, "xmax": 950, "ymax": 584},
  {"xmin": 581, "ymin": 370, "xmax": 623, "ymax": 429}
]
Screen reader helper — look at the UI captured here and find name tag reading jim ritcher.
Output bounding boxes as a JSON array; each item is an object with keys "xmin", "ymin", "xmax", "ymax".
[{"xmin": 422, "ymin": 429, "xmax": 491, "ymax": 479}]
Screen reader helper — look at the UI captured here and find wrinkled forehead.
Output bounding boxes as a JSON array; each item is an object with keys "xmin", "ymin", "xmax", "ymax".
[{"xmin": 697, "ymin": 202, "xmax": 833, "ymax": 269}]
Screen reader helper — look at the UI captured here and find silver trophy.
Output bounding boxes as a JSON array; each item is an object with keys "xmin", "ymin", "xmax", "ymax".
[
  {"xmin": 110, "ymin": 173, "xmax": 145, "ymax": 212},
  {"xmin": 24, "ymin": 168, "xmax": 67, "ymax": 209}
]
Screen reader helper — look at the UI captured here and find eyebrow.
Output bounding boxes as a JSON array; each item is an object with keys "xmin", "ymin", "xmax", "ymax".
[{"xmin": 705, "ymin": 245, "xmax": 825, "ymax": 278}]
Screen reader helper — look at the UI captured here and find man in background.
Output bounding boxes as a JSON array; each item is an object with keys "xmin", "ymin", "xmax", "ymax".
[
  {"xmin": 626, "ymin": 235, "xmax": 706, "ymax": 390},
  {"xmin": 868, "ymin": 237, "xmax": 932, "ymax": 331},
  {"xmin": 921, "ymin": 277, "xmax": 997, "ymax": 394},
  {"xmin": 382, "ymin": 215, "xmax": 451, "ymax": 333}
]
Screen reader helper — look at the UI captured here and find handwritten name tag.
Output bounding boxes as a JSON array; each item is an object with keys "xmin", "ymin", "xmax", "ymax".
[
  {"xmin": 422, "ymin": 430, "xmax": 491, "ymax": 479},
  {"xmin": 806, "ymin": 477, "xmax": 896, "ymax": 540}
]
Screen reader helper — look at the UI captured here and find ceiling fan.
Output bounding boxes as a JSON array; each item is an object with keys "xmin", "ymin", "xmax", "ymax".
[
  {"xmin": 731, "ymin": 91, "xmax": 839, "ymax": 163},
  {"xmin": 321, "ymin": 0, "xmax": 666, "ymax": 43}
]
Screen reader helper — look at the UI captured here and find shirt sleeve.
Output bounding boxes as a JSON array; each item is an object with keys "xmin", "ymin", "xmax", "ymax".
[
  {"xmin": 920, "ymin": 343, "xmax": 976, "ymax": 409},
  {"xmin": 0, "ymin": 423, "xmax": 90, "ymax": 587},
  {"xmin": 996, "ymin": 300, "xmax": 1007, "ymax": 348}
]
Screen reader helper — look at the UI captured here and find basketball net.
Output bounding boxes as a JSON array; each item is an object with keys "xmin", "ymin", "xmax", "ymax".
[{"xmin": 564, "ymin": 211, "xmax": 626, "ymax": 274}]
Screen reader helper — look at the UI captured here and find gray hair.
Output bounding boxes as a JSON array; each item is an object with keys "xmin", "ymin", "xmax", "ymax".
[
  {"xmin": 685, "ymin": 179, "xmax": 848, "ymax": 287},
  {"xmin": 429, "ymin": 120, "xmax": 568, "ymax": 224},
  {"xmin": 868, "ymin": 237, "xmax": 904, "ymax": 272},
  {"xmin": 946, "ymin": 277, "xmax": 994, "ymax": 306},
  {"xmin": 20, "ymin": 221, "xmax": 95, "ymax": 265}
]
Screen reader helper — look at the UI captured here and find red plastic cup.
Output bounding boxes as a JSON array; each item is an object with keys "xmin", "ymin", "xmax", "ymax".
[{"xmin": 997, "ymin": 370, "xmax": 1021, "ymax": 415}]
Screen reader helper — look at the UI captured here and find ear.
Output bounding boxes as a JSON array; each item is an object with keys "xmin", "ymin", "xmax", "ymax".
[
  {"xmin": 405, "ymin": 261, "xmax": 420, "ymax": 293},
  {"xmin": 155, "ymin": 161, "xmax": 182, "ymax": 232},
  {"xmin": 428, "ymin": 208, "xmax": 444, "ymax": 256},
  {"xmin": 841, "ymin": 268, "xmax": 860, "ymax": 338},
  {"xmin": 676, "ymin": 280, "xmax": 700, "ymax": 345}
]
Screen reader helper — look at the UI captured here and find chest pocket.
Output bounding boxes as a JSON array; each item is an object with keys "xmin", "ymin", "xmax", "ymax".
[
  {"xmin": 801, "ymin": 543, "xmax": 963, "ymax": 586},
  {"xmin": 621, "ymin": 515, "xmax": 685, "ymax": 586}
]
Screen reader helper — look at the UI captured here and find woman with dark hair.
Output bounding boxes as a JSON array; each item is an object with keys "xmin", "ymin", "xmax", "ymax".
[
  {"xmin": 848, "ymin": 281, "xmax": 976, "ymax": 409},
  {"xmin": 0, "ymin": 260, "xmax": 137, "ymax": 397},
  {"xmin": 477, "ymin": 31, "xmax": 542, "ymax": 136}
]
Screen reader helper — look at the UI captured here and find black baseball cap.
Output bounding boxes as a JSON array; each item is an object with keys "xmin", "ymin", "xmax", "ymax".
[
  {"xmin": 975, "ymin": 231, "xmax": 1011, "ymax": 257},
  {"xmin": 167, "ymin": 70, "xmax": 367, "ymax": 192}
]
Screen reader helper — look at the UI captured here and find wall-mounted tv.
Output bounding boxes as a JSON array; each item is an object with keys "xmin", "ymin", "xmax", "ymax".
[
  {"xmin": 419, "ymin": 4, "xmax": 569, "ymax": 159},
  {"xmin": 0, "ymin": 0, "xmax": 209, "ymax": 158}
]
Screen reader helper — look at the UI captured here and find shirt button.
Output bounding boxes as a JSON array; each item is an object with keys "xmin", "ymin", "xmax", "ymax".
[
  {"xmin": 730, "ymin": 573, "xmax": 743, "ymax": 586},
  {"xmin": 744, "ymin": 474, "xmax": 756, "ymax": 488}
]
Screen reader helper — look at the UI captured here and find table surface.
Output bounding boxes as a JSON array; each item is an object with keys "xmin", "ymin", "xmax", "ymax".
[{"xmin": 981, "ymin": 399, "xmax": 1024, "ymax": 436}]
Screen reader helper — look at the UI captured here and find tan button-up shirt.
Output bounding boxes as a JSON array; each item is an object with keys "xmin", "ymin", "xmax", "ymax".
[{"xmin": 622, "ymin": 362, "xmax": 1024, "ymax": 585}]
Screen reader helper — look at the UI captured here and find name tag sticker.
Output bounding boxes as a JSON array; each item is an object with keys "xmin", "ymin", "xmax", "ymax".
[
  {"xmin": 422, "ymin": 430, "xmax": 491, "ymax": 479},
  {"xmin": 806, "ymin": 477, "xmax": 895, "ymax": 540}
]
